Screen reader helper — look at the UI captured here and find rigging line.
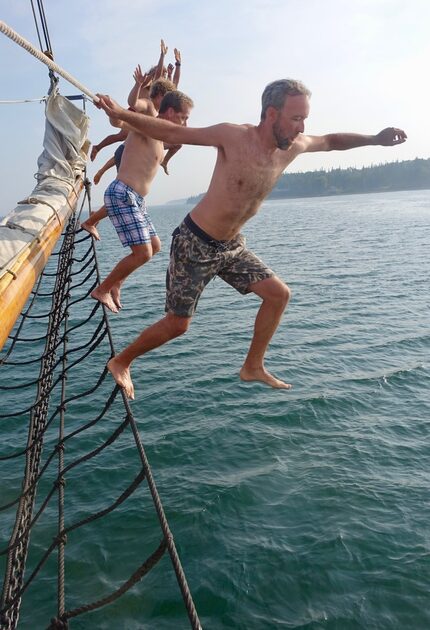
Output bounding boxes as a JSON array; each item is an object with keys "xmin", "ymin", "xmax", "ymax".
[
  {"xmin": 2, "ymin": 201, "xmax": 202, "ymax": 627},
  {"xmin": 56, "ymin": 540, "xmax": 167, "ymax": 624},
  {"xmin": 119, "ymin": 392, "xmax": 203, "ymax": 630},
  {"xmin": 36, "ymin": 0, "xmax": 53, "ymax": 54},
  {"xmin": 0, "ymin": 97, "xmax": 47, "ymax": 104},
  {"xmin": 57, "ymin": 326, "xmax": 67, "ymax": 619},
  {"xmin": 1, "ymin": 415, "xmax": 133, "ymax": 556},
  {"xmin": 0, "ymin": 433, "xmax": 60, "ymax": 515},
  {"xmin": 29, "ymin": 0, "xmax": 43, "ymax": 50},
  {"xmin": 0, "ymin": 469, "xmax": 148, "ymax": 618},
  {"xmin": 0, "ymin": 21, "xmax": 98, "ymax": 102},
  {"xmin": 85, "ymin": 230, "xmax": 203, "ymax": 629},
  {"xmin": 1, "ymin": 314, "xmax": 105, "ymax": 369},
  {"xmin": 0, "ymin": 229, "xmax": 74, "ymax": 621},
  {"xmin": 60, "ymin": 383, "xmax": 120, "ymax": 441},
  {"xmin": 69, "ymin": 252, "xmax": 97, "ymax": 279},
  {"xmin": 0, "ymin": 370, "xmax": 114, "ymax": 463},
  {"xmin": 72, "ymin": 200, "xmax": 203, "ymax": 628},
  {"xmin": 0, "ymin": 323, "xmax": 108, "ymax": 393}
]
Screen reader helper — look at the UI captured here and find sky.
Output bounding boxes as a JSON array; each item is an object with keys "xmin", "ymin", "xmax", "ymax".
[{"xmin": 1, "ymin": 0, "xmax": 429, "ymax": 212}]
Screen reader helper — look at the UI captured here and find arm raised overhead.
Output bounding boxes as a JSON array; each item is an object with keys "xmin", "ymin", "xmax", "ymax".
[
  {"xmin": 172, "ymin": 48, "xmax": 181, "ymax": 87},
  {"xmin": 127, "ymin": 65, "xmax": 152, "ymax": 108}
]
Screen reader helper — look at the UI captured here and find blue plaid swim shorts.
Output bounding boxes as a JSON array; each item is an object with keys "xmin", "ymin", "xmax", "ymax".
[{"xmin": 104, "ymin": 179, "xmax": 157, "ymax": 247}]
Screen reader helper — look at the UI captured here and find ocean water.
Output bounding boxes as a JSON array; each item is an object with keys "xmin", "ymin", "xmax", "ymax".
[{"xmin": 1, "ymin": 189, "xmax": 429, "ymax": 629}]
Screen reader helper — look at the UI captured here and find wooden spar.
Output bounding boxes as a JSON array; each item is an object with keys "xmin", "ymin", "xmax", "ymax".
[
  {"xmin": 0, "ymin": 178, "xmax": 84, "ymax": 351},
  {"xmin": 0, "ymin": 24, "xmax": 92, "ymax": 351}
]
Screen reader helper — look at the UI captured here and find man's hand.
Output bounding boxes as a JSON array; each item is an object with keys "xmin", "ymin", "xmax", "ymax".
[
  {"xmin": 133, "ymin": 65, "xmax": 151, "ymax": 87},
  {"xmin": 376, "ymin": 127, "xmax": 407, "ymax": 146},
  {"xmin": 96, "ymin": 94, "xmax": 125, "ymax": 128},
  {"xmin": 161, "ymin": 39, "xmax": 168, "ymax": 56},
  {"xmin": 174, "ymin": 48, "xmax": 181, "ymax": 64},
  {"xmin": 167, "ymin": 63, "xmax": 174, "ymax": 80}
]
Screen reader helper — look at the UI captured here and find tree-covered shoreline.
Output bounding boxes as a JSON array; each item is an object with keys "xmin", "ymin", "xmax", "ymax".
[{"xmin": 187, "ymin": 158, "xmax": 430, "ymax": 203}]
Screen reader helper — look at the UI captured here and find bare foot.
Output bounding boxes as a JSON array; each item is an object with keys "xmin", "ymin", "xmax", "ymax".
[
  {"xmin": 93, "ymin": 171, "xmax": 102, "ymax": 185},
  {"xmin": 91, "ymin": 287, "xmax": 119, "ymax": 313},
  {"xmin": 239, "ymin": 366, "xmax": 292, "ymax": 389},
  {"xmin": 111, "ymin": 287, "xmax": 123, "ymax": 310},
  {"xmin": 107, "ymin": 357, "xmax": 135, "ymax": 399},
  {"xmin": 160, "ymin": 161, "xmax": 169, "ymax": 175},
  {"xmin": 81, "ymin": 220, "xmax": 101, "ymax": 241}
]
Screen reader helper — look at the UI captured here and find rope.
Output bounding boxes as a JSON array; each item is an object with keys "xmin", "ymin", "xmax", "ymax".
[
  {"xmin": 34, "ymin": 0, "xmax": 53, "ymax": 54},
  {"xmin": 0, "ymin": 185, "xmax": 202, "ymax": 629},
  {"xmin": 0, "ymin": 21, "xmax": 99, "ymax": 103},
  {"xmin": 0, "ymin": 97, "xmax": 47, "ymax": 104},
  {"xmin": 30, "ymin": 0, "xmax": 43, "ymax": 51}
]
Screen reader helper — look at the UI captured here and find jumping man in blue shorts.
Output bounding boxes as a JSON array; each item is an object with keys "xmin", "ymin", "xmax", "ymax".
[{"xmin": 91, "ymin": 90, "xmax": 193, "ymax": 313}]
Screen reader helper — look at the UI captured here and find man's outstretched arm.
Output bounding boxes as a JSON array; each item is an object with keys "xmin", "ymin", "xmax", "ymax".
[
  {"xmin": 96, "ymin": 93, "xmax": 231, "ymax": 147},
  {"xmin": 301, "ymin": 127, "xmax": 407, "ymax": 153}
]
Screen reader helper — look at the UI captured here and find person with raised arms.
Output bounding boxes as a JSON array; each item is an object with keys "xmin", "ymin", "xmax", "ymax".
[
  {"xmin": 90, "ymin": 90, "xmax": 193, "ymax": 313},
  {"xmin": 95, "ymin": 79, "xmax": 407, "ymax": 399},
  {"xmin": 81, "ymin": 76, "xmax": 177, "ymax": 241},
  {"xmin": 82, "ymin": 41, "xmax": 183, "ymax": 241}
]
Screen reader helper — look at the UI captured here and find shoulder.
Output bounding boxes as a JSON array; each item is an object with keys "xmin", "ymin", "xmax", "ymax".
[
  {"xmin": 210, "ymin": 122, "xmax": 250, "ymax": 142},
  {"xmin": 293, "ymin": 133, "xmax": 330, "ymax": 153},
  {"xmin": 134, "ymin": 98, "xmax": 156, "ymax": 116},
  {"xmin": 176, "ymin": 122, "xmax": 244, "ymax": 148}
]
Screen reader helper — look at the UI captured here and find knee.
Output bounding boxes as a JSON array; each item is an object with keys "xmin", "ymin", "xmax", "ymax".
[
  {"xmin": 152, "ymin": 241, "xmax": 161, "ymax": 256},
  {"xmin": 165, "ymin": 314, "xmax": 191, "ymax": 338},
  {"xmin": 271, "ymin": 282, "xmax": 291, "ymax": 309},
  {"xmin": 282, "ymin": 283, "xmax": 292, "ymax": 305},
  {"xmin": 133, "ymin": 249, "xmax": 152, "ymax": 265}
]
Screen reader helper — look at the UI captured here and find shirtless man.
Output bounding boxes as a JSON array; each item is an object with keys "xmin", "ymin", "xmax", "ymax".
[
  {"xmin": 90, "ymin": 90, "xmax": 193, "ymax": 313},
  {"xmin": 81, "ymin": 76, "xmax": 177, "ymax": 241},
  {"xmin": 96, "ymin": 79, "xmax": 407, "ymax": 399},
  {"xmin": 88, "ymin": 44, "xmax": 181, "ymax": 182}
]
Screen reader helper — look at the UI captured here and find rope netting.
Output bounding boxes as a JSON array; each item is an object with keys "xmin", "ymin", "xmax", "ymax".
[{"xmin": 0, "ymin": 184, "xmax": 201, "ymax": 629}]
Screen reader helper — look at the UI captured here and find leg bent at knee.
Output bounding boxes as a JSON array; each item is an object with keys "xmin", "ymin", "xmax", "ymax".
[
  {"xmin": 130, "ymin": 243, "xmax": 154, "ymax": 266},
  {"xmin": 250, "ymin": 276, "xmax": 291, "ymax": 307},
  {"xmin": 165, "ymin": 313, "xmax": 191, "ymax": 338}
]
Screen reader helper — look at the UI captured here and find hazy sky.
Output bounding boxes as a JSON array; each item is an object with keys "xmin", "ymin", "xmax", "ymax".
[{"xmin": 1, "ymin": 0, "xmax": 429, "ymax": 211}]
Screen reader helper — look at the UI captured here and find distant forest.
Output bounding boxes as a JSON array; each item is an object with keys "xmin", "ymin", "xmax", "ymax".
[{"xmin": 187, "ymin": 158, "xmax": 430, "ymax": 203}]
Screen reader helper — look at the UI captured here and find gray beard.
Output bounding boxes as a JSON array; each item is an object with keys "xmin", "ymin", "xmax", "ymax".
[{"xmin": 273, "ymin": 121, "xmax": 291, "ymax": 150}]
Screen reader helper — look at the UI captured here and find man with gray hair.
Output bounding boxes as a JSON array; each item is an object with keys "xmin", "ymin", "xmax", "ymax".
[{"xmin": 96, "ymin": 79, "xmax": 407, "ymax": 399}]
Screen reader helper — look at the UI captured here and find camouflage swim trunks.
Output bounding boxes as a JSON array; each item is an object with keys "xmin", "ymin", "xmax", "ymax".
[{"xmin": 165, "ymin": 214, "xmax": 274, "ymax": 317}]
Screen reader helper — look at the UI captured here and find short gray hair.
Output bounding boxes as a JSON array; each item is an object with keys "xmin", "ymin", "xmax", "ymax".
[{"xmin": 261, "ymin": 79, "xmax": 311, "ymax": 120}]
